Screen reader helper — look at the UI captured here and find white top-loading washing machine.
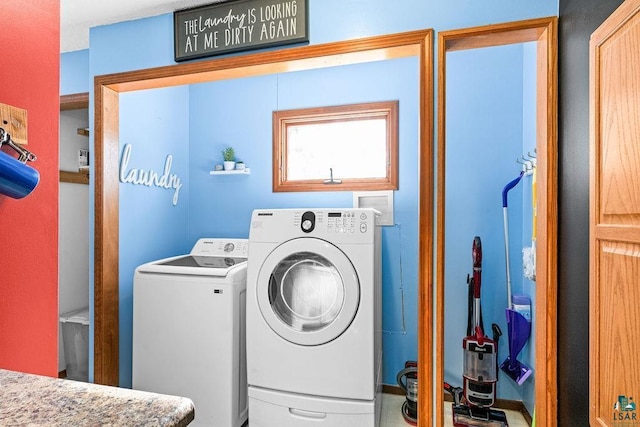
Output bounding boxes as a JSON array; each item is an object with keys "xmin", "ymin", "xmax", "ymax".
[
  {"xmin": 247, "ymin": 209, "xmax": 382, "ymax": 427},
  {"xmin": 132, "ymin": 238, "xmax": 249, "ymax": 427}
]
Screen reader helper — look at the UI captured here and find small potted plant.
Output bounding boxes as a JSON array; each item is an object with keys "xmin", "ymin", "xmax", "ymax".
[
  {"xmin": 221, "ymin": 147, "xmax": 236, "ymax": 171},
  {"xmin": 235, "ymin": 160, "xmax": 245, "ymax": 170}
]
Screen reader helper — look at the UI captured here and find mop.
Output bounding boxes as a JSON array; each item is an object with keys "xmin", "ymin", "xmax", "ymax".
[{"xmin": 499, "ymin": 172, "xmax": 533, "ymax": 385}]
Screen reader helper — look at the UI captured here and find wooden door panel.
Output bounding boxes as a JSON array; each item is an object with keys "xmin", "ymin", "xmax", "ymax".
[
  {"xmin": 593, "ymin": 241, "xmax": 640, "ymax": 425},
  {"xmin": 591, "ymin": 1, "xmax": 640, "ymax": 426},
  {"xmin": 599, "ymin": 13, "xmax": 640, "ymax": 224}
]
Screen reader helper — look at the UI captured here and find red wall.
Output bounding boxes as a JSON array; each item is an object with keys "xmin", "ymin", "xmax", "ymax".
[{"xmin": 0, "ymin": 1, "xmax": 60, "ymax": 376}]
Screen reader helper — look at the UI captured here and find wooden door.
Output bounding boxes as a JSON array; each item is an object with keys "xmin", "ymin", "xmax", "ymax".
[{"xmin": 590, "ymin": 1, "xmax": 640, "ymax": 425}]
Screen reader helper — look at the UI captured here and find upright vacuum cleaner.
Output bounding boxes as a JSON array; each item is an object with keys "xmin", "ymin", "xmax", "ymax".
[{"xmin": 445, "ymin": 237, "xmax": 508, "ymax": 427}]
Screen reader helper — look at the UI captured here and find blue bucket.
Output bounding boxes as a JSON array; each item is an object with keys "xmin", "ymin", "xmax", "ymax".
[{"xmin": 0, "ymin": 150, "xmax": 40, "ymax": 199}]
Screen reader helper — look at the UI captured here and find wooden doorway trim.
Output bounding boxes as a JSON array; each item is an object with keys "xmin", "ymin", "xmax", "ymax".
[
  {"xmin": 435, "ymin": 17, "xmax": 558, "ymax": 427},
  {"xmin": 94, "ymin": 29, "xmax": 435, "ymax": 418}
]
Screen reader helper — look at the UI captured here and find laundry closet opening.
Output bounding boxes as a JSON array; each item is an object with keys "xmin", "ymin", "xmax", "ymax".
[
  {"xmin": 434, "ymin": 18, "xmax": 557, "ymax": 427},
  {"xmin": 93, "ymin": 30, "xmax": 436, "ymax": 425}
]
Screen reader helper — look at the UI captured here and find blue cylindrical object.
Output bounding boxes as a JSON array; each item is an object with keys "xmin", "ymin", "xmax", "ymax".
[{"xmin": 0, "ymin": 150, "xmax": 40, "ymax": 199}]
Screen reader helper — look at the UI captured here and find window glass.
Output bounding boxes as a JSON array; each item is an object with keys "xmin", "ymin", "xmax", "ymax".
[
  {"xmin": 286, "ymin": 119, "xmax": 387, "ymax": 180},
  {"xmin": 273, "ymin": 101, "xmax": 398, "ymax": 192}
]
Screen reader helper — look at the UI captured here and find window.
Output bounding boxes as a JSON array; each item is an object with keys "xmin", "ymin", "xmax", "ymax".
[{"xmin": 273, "ymin": 101, "xmax": 399, "ymax": 192}]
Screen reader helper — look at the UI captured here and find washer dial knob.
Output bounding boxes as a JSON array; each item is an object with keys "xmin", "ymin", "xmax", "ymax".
[{"xmin": 300, "ymin": 211, "xmax": 316, "ymax": 233}]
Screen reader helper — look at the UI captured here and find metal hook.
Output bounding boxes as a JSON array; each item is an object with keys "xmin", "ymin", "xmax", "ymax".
[
  {"xmin": 0, "ymin": 128, "xmax": 37, "ymax": 163},
  {"xmin": 516, "ymin": 158, "xmax": 532, "ymax": 171},
  {"xmin": 0, "ymin": 128, "xmax": 9, "ymax": 145},
  {"xmin": 525, "ymin": 152, "xmax": 537, "ymax": 169}
]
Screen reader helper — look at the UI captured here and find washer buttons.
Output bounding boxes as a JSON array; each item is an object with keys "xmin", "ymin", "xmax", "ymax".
[{"xmin": 360, "ymin": 223, "xmax": 367, "ymax": 233}]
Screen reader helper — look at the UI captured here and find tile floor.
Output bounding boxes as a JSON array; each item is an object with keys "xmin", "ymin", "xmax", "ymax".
[{"xmin": 380, "ymin": 393, "xmax": 530, "ymax": 427}]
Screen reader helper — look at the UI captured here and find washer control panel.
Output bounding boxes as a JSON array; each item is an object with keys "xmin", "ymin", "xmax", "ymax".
[
  {"xmin": 327, "ymin": 211, "xmax": 359, "ymax": 234},
  {"xmin": 190, "ymin": 238, "xmax": 249, "ymax": 257},
  {"xmin": 293, "ymin": 210, "xmax": 374, "ymax": 235},
  {"xmin": 250, "ymin": 209, "xmax": 379, "ymax": 242}
]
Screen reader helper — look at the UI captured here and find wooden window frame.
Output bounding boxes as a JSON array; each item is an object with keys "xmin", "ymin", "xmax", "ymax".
[{"xmin": 272, "ymin": 101, "xmax": 399, "ymax": 192}]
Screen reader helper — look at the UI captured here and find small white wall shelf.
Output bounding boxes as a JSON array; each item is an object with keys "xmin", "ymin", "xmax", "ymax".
[{"xmin": 209, "ymin": 168, "xmax": 250, "ymax": 175}]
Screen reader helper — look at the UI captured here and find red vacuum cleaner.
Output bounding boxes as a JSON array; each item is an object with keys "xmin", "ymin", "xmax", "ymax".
[
  {"xmin": 445, "ymin": 382, "xmax": 509, "ymax": 427},
  {"xmin": 445, "ymin": 236, "xmax": 508, "ymax": 427}
]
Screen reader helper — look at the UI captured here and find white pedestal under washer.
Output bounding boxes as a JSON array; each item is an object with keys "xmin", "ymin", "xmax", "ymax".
[
  {"xmin": 246, "ymin": 209, "xmax": 382, "ymax": 427},
  {"xmin": 132, "ymin": 238, "xmax": 249, "ymax": 427}
]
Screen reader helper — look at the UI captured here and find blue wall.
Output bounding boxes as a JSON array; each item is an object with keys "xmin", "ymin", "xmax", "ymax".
[
  {"xmin": 60, "ymin": 49, "xmax": 89, "ymax": 95},
  {"xmin": 62, "ymin": 0, "xmax": 557, "ymax": 405}
]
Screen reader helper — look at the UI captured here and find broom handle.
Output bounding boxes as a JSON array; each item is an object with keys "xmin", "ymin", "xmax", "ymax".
[
  {"xmin": 503, "ymin": 207, "xmax": 513, "ymax": 309},
  {"xmin": 502, "ymin": 171, "xmax": 524, "ymax": 309}
]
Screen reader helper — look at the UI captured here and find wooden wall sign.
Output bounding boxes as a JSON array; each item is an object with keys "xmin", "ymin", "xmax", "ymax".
[
  {"xmin": 0, "ymin": 102, "xmax": 27, "ymax": 145},
  {"xmin": 174, "ymin": 0, "xmax": 308, "ymax": 61}
]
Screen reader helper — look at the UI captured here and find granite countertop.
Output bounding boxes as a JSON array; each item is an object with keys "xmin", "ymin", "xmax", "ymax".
[{"xmin": 0, "ymin": 369, "xmax": 194, "ymax": 426}]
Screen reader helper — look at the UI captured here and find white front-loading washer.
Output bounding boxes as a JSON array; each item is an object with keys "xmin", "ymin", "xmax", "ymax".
[
  {"xmin": 247, "ymin": 209, "xmax": 382, "ymax": 427},
  {"xmin": 132, "ymin": 238, "xmax": 249, "ymax": 427}
]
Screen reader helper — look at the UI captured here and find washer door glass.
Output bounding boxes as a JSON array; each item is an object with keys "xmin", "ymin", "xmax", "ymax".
[
  {"xmin": 270, "ymin": 252, "xmax": 344, "ymax": 332},
  {"xmin": 257, "ymin": 238, "xmax": 360, "ymax": 346}
]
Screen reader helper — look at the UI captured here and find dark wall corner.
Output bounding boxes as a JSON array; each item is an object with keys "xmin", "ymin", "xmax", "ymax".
[{"xmin": 557, "ymin": 0, "xmax": 624, "ymax": 425}]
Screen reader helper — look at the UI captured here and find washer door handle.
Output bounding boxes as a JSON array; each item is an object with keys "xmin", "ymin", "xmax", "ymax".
[{"xmin": 289, "ymin": 407, "xmax": 327, "ymax": 419}]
